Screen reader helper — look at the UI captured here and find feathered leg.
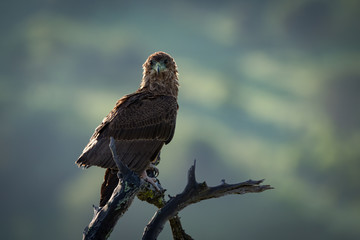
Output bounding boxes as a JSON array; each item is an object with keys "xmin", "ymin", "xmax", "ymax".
[{"xmin": 99, "ymin": 168, "xmax": 119, "ymax": 207}]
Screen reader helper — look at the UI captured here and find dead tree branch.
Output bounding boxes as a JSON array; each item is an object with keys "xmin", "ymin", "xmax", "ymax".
[
  {"xmin": 82, "ymin": 137, "xmax": 143, "ymax": 240},
  {"xmin": 142, "ymin": 161, "xmax": 273, "ymax": 240},
  {"xmin": 81, "ymin": 138, "xmax": 272, "ymax": 240},
  {"xmin": 137, "ymin": 182, "xmax": 193, "ymax": 240}
]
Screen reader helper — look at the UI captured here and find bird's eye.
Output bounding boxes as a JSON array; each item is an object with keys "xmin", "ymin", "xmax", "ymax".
[
  {"xmin": 163, "ymin": 59, "xmax": 168, "ymax": 64},
  {"xmin": 149, "ymin": 60, "xmax": 154, "ymax": 66}
]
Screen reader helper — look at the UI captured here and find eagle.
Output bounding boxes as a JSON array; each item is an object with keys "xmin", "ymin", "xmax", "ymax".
[{"xmin": 76, "ymin": 51, "xmax": 179, "ymax": 207}]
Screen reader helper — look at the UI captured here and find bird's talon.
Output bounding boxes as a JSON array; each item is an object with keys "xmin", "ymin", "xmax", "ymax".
[
  {"xmin": 146, "ymin": 163, "xmax": 159, "ymax": 178},
  {"xmin": 141, "ymin": 171, "xmax": 161, "ymax": 191}
]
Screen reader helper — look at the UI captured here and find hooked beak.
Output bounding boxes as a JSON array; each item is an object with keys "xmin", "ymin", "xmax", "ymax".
[{"xmin": 155, "ymin": 62, "xmax": 161, "ymax": 74}]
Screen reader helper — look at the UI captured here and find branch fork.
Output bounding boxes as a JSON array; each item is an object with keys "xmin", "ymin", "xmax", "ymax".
[{"xmin": 82, "ymin": 137, "xmax": 273, "ymax": 240}]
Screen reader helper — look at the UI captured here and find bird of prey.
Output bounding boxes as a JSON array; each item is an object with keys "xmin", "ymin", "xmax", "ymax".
[{"xmin": 76, "ymin": 51, "xmax": 179, "ymax": 207}]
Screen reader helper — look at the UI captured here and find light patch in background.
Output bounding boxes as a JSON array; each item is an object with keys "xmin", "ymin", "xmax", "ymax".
[
  {"xmin": 236, "ymin": 84, "xmax": 312, "ymax": 130},
  {"xmin": 58, "ymin": 168, "xmax": 103, "ymax": 211},
  {"xmin": 24, "ymin": 13, "xmax": 137, "ymax": 62},
  {"xmin": 238, "ymin": 51, "xmax": 324, "ymax": 98},
  {"xmin": 73, "ymin": 89, "xmax": 122, "ymax": 124},
  {"xmin": 170, "ymin": 3, "xmax": 237, "ymax": 46},
  {"xmin": 202, "ymin": 14, "xmax": 237, "ymax": 46},
  {"xmin": 23, "ymin": 82, "xmax": 74, "ymax": 112},
  {"xmin": 178, "ymin": 57, "xmax": 228, "ymax": 109},
  {"xmin": 57, "ymin": 168, "xmax": 105, "ymax": 239},
  {"xmin": 22, "ymin": 81, "xmax": 124, "ymax": 126}
]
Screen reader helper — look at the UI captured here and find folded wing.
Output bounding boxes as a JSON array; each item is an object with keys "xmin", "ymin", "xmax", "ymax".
[{"xmin": 76, "ymin": 92, "xmax": 178, "ymax": 174}]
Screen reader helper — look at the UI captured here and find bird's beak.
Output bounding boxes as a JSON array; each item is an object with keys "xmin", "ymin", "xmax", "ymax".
[{"xmin": 155, "ymin": 62, "xmax": 161, "ymax": 74}]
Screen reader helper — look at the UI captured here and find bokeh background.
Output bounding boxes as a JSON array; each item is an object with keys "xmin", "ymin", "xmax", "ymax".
[{"xmin": 1, "ymin": 0, "xmax": 360, "ymax": 239}]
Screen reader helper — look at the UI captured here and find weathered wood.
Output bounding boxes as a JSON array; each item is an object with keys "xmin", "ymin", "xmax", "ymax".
[
  {"xmin": 168, "ymin": 215, "xmax": 194, "ymax": 240},
  {"xmin": 82, "ymin": 137, "xmax": 142, "ymax": 240},
  {"xmin": 142, "ymin": 161, "xmax": 273, "ymax": 240},
  {"xmin": 137, "ymin": 182, "xmax": 193, "ymax": 240},
  {"xmin": 82, "ymin": 139, "xmax": 273, "ymax": 240}
]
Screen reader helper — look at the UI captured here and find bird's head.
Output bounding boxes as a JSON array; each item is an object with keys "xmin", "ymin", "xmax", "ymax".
[
  {"xmin": 140, "ymin": 51, "xmax": 179, "ymax": 97},
  {"xmin": 143, "ymin": 51, "xmax": 177, "ymax": 76}
]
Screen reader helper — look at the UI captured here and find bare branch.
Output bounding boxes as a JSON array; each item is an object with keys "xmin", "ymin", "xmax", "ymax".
[
  {"xmin": 168, "ymin": 215, "xmax": 193, "ymax": 240},
  {"xmin": 82, "ymin": 137, "xmax": 142, "ymax": 240},
  {"xmin": 142, "ymin": 161, "xmax": 273, "ymax": 240},
  {"xmin": 82, "ymin": 141, "xmax": 272, "ymax": 240},
  {"xmin": 137, "ymin": 181, "xmax": 193, "ymax": 240}
]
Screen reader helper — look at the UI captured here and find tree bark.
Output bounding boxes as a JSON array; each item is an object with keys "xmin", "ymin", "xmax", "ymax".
[
  {"xmin": 82, "ymin": 137, "xmax": 142, "ymax": 240},
  {"xmin": 142, "ymin": 161, "xmax": 272, "ymax": 240},
  {"xmin": 81, "ymin": 137, "xmax": 273, "ymax": 240},
  {"xmin": 137, "ymin": 181, "xmax": 193, "ymax": 240}
]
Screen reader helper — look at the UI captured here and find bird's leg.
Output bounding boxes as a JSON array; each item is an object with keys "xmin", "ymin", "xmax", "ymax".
[{"xmin": 140, "ymin": 170, "xmax": 161, "ymax": 191}]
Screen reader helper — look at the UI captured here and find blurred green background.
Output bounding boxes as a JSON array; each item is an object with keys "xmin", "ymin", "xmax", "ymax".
[{"xmin": 1, "ymin": 0, "xmax": 360, "ymax": 239}]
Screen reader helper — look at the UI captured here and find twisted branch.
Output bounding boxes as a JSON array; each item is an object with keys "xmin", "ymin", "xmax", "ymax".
[
  {"xmin": 81, "ymin": 138, "xmax": 273, "ymax": 240},
  {"xmin": 82, "ymin": 137, "xmax": 142, "ymax": 240},
  {"xmin": 142, "ymin": 161, "xmax": 273, "ymax": 240}
]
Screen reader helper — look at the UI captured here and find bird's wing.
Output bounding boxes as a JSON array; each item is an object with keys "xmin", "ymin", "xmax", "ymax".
[
  {"xmin": 76, "ymin": 92, "xmax": 178, "ymax": 171},
  {"xmin": 98, "ymin": 92, "xmax": 178, "ymax": 143}
]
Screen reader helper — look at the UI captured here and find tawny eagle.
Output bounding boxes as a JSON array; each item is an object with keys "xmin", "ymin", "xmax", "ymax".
[{"xmin": 76, "ymin": 51, "xmax": 179, "ymax": 206}]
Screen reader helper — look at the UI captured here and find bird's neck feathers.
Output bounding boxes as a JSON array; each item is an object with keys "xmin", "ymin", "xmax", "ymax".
[{"xmin": 139, "ymin": 71, "xmax": 179, "ymax": 98}]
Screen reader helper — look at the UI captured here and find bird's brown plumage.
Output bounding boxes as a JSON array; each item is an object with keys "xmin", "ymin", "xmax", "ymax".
[{"xmin": 76, "ymin": 51, "xmax": 179, "ymax": 206}]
